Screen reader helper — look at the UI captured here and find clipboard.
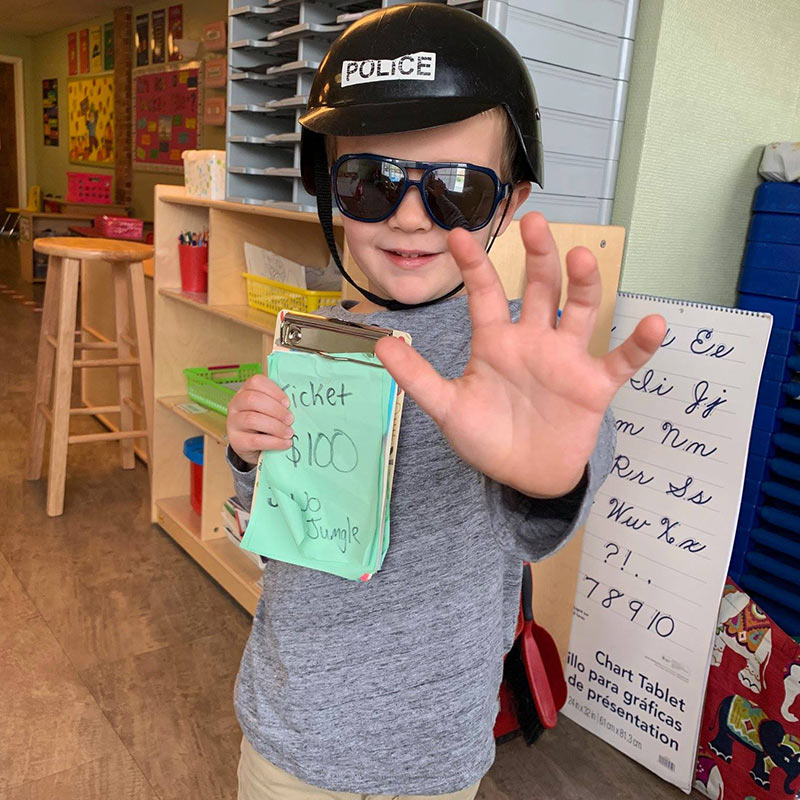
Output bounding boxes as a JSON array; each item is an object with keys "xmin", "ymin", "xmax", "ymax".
[
  {"xmin": 272, "ymin": 309, "xmax": 410, "ymax": 515},
  {"xmin": 243, "ymin": 309, "xmax": 411, "ymax": 580}
]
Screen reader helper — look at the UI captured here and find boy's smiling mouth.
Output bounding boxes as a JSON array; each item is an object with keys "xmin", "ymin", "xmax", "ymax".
[{"xmin": 380, "ymin": 248, "xmax": 442, "ymax": 268}]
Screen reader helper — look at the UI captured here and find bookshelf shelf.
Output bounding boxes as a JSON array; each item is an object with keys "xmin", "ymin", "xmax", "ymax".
[
  {"xmin": 151, "ymin": 184, "xmax": 353, "ymax": 616},
  {"xmin": 158, "ymin": 395, "xmax": 229, "ymax": 444},
  {"xmin": 155, "ymin": 496, "xmax": 261, "ymax": 614}
]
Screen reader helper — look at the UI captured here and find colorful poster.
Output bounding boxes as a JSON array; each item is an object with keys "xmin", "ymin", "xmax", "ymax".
[
  {"xmin": 68, "ymin": 75, "xmax": 114, "ymax": 164},
  {"xmin": 79, "ymin": 29, "xmax": 89, "ymax": 73},
  {"xmin": 103, "ymin": 22, "xmax": 114, "ymax": 71},
  {"xmin": 42, "ymin": 79, "xmax": 59, "ymax": 146},
  {"xmin": 135, "ymin": 14, "xmax": 149, "ymax": 67},
  {"xmin": 89, "ymin": 26, "xmax": 102, "ymax": 73},
  {"xmin": 168, "ymin": 5, "xmax": 183, "ymax": 62},
  {"xmin": 151, "ymin": 9, "xmax": 166, "ymax": 64},
  {"xmin": 134, "ymin": 64, "xmax": 200, "ymax": 171},
  {"xmin": 67, "ymin": 32, "xmax": 78, "ymax": 76}
]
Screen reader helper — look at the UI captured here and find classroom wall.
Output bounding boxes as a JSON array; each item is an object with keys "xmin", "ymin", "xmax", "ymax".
[
  {"xmin": 0, "ymin": 32, "xmax": 37, "ymax": 194},
  {"xmin": 25, "ymin": 0, "xmax": 227, "ymax": 221},
  {"xmin": 613, "ymin": 0, "xmax": 800, "ymax": 307}
]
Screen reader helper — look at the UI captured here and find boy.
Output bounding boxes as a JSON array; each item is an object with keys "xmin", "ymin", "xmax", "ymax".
[{"xmin": 226, "ymin": 4, "xmax": 666, "ymax": 799}]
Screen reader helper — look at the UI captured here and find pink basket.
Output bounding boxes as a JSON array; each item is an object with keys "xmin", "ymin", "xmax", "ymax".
[
  {"xmin": 66, "ymin": 171, "xmax": 113, "ymax": 204},
  {"xmin": 94, "ymin": 215, "xmax": 143, "ymax": 240}
]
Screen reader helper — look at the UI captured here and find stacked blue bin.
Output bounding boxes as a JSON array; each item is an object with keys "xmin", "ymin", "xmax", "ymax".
[{"xmin": 734, "ymin": 181, "xmax": 800, "ymax": 635}]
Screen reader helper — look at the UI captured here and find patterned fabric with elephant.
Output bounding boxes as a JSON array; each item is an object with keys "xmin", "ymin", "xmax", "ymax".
[{"xmin": 695, "ymin": 579, "xmax": 800, "ymax": 799}]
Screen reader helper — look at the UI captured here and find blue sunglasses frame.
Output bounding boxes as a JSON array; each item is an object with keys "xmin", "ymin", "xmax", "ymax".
[{"xmin": 331, "ymin": 153, "xmax": 511, "ymax": 232}]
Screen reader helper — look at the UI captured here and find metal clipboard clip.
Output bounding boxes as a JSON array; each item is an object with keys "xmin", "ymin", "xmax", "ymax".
[{"xmin": 274, "ymin": 310, "xmax": 410, "ymax": 367}]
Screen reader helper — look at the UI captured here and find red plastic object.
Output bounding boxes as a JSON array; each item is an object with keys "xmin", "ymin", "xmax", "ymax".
[
  {"xmin": 494, "ymin": 679, "xmax": 521, "ymax": 742},
  {"xmin": 179, "ymin": 244, "xmax": 208, "ymax": 292},
  {"xmin": 94, "ymin": 215, "xmax": 143, "ymax": 240},
  {"xmin": 66, "ymin": 171, "xmax": 113, "ymax": 204},
  {"xmin": 189, "ymin": 461, "xmax": 203, "ymax": 514}
]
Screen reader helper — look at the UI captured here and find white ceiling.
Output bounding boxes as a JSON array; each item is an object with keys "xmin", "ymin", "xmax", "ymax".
[{"xmin": 0, "ymin": 0, "xmax": 126, "ymax": 37}]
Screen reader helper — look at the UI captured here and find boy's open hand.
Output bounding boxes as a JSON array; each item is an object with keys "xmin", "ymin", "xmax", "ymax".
[{"xmin": 374, "ymin": 212, "xmax": 666, "ymax": 498}]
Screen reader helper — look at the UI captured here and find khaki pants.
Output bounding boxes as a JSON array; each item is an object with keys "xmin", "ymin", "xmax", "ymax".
[{"xmin": 237, "ymin": 738, "xmax": 481, "ymax": 800}]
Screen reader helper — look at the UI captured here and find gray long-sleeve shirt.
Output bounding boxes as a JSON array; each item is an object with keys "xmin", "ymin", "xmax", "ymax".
[{"xmin": 228, "ymin": 295, "xmax": 615, "ymax": 795}]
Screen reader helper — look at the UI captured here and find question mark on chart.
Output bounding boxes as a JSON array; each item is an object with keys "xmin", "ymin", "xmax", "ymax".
[{"xmin": 604, "ymin": 542, "xmax": 619, "ymax": 564}]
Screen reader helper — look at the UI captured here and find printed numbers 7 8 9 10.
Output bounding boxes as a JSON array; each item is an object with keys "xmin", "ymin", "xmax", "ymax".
[{"xmin": 582, "ymin": 575, "xmax": 675, "ymax": 639}]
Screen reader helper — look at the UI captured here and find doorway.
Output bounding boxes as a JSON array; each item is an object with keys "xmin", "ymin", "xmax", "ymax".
[{"xmin": 0, "ymin": 56, "xmax": 26, "ymax": 213}]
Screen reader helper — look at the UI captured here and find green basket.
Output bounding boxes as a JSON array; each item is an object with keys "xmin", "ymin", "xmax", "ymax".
[{"xmin": 183, "ymin": 363, "xmax": 261, "ymax": 416}]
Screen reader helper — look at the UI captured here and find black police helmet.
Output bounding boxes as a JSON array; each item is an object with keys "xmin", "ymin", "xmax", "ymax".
[{"xmin": 299, "ymin": 2, "xmax": 544, "ymax": 193}]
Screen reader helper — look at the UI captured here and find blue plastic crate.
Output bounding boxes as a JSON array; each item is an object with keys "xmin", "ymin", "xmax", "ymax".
[
  {"xmin": 730, "ymin": 501, "xmax": 759, "ymax": 581},
  {"xmin": 738, "ymin": 292, "xmax": 798, "ymax": 329},
  {"xmin": 741, "ymin": 477, "xmax": 764, "ymax": 507},
  {"xmin": 745, "ymin": 453, "xmax": 769, "ymax": 488},
  {"xmin": 763, "ymin": 352, "xmax": 792, "ymax": 382},
  {"xmin": 753, "ymin": 403, "xmax": 780, "ymax": 433},
  {"xmin": 768, "ymin": 455, "xmax": 800, "ymax": 482},
  {"xmin": 753, "ymin": 181, "xmax": 800, "ymax": 214},
  {"xmin": 749, "ymin": 212, "xmax": 800, "ymax": 245},
  {"xmin": 767, "ymin": 326, "xmax": 793, "ymax": 357},
  {"xmin": 743, "ymin": 241, "xmax": 800, "ymax": 273},
  {"xmin": 748, "ymin": 428, "xmax": 773, "ymax": 459},
  {"xmin": 739, "ymin": 266, "xmax": 800, "ymax": 300},
  {"xmin": 756, "ymin": 377, "xmax": 783, "ymax": 408}
]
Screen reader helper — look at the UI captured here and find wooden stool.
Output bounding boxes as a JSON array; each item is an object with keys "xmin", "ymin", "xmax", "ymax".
[{"xmin": 26, "ymin": 238, "xmax": 155, "ymax": 516}]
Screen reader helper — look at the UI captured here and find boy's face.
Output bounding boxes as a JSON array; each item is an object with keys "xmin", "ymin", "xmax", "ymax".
[{"xmin": 335, "ymin": 112, "xmax": 531, "ymax": 309}]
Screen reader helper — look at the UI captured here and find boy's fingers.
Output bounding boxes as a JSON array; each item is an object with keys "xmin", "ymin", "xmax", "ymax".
[
  {"xmin": 231, "ymin": 390, "xmax": 294, "ymax": 422},
  {"xmin": 447, "ymin": 227, "xmax": 510, "ymax": 329},
  {"xmin": 518, "ymin": 212, "xmax": 562, "ymax": 328},
  {"xmin": 557, "ymin": 246, "xmax": 602, "ymax": 344},
  {"xmin": 242, "ymin": 373, "xmax": 290, "ymax": 406},
  {"xmin": 244, "ymin": 434, "xmax": 293, "ymax": 452},
  {"xmin": 375, "ymin": 336, "xmax": 455, "ymax": 426},
  {"xmin": 603, "ymin": 314, "xmax": 667, "ymax": 386},
  {"xmin": 236, "ymin": 411, "xmax": 293, "ymax": 440}
]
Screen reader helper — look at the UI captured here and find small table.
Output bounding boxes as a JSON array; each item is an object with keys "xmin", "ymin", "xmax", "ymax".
[{"xmin": 42, "ymin": 198, "xmax": 130, "ymax": 217}]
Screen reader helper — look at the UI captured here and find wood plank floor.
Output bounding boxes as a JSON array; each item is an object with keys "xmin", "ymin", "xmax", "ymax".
[{"xmin": 0, "ymin": 238, "xmax": 699, "ymax": 799}]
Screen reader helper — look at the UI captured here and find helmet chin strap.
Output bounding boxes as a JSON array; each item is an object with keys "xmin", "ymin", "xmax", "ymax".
[{"xmin": 314, "ymin": 147, "xmax": 512, "ymax": 312}]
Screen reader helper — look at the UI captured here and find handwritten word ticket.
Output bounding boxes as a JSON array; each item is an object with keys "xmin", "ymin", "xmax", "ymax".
[{"xmin": 562, "ymin": 292, "xmax": 771, "ymax": 792}]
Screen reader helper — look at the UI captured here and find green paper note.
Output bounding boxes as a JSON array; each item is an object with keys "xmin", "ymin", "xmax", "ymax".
[{"xmin": 241, "ymin": 350, "xmax": 396, "ymax": 581}]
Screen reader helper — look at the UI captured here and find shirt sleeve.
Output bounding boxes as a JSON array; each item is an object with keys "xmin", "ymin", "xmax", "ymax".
[
  {"xmin": 483, "ymin": 407, "xmax": 616, "ymax": 561},
  {"xmin": 226, "ymin": 445, "xmax": 257, "ymax": 509}
]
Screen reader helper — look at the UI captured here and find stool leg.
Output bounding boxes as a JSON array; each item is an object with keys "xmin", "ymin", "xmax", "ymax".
[
  {"xmin": 26, "ymin": 255, "xmax": 63, "ymax": 480},
  {"xmin": 46, "ymin": 257, "xmax": 80, "ymax": 517},
  {"xmin": 128, "ymin": 261, "xmax": 154, "ymax": 471},
  {"xmin": 113, "ymin": 262, "xmax": 135, "ymax": 469}
]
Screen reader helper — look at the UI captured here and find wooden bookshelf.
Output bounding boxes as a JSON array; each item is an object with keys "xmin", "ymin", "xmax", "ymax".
[{"xmin": 151, "ymin": 185, "xmax": 346, "ymax": 613}]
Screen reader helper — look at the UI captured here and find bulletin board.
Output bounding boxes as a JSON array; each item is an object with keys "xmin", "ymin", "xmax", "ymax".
[
  {"xmin": 67, "ymin": 74, "xmax": 114, "ymax": 165},
  {"xmin": 132, "ymin": 61, "xmax": 202, "ymax": 172}
]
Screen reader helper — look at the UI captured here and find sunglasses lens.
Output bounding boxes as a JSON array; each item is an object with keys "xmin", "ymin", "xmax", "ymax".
[
  {"xmin": 335, "ymin": 157, "xmax": 405, "ymax": 220},
  {"xmin": 424, "ymin": 167, "xmax": 498, "ymax": 230}
]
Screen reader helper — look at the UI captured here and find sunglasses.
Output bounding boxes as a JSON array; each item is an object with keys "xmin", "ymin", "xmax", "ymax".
[{"xmin": 331, "ymin": 153, "xmax": 511, "ymax": 232}]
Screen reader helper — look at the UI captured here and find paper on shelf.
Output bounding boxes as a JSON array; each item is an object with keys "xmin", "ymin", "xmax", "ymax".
[{"xmin": 244, "ymin": 241, "xmax": 307, "ymax": 289}]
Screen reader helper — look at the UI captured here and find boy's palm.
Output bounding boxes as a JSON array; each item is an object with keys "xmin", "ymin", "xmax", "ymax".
[{"xmin": 374, "ymin": 212, "xmax": 666, "ymax": 498}]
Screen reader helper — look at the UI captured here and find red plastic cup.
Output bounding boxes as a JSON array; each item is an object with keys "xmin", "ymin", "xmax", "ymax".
[
  {"xmin": 179, "ymin": 243, "xmax": 208, "ymax": 292},
  {"xmin": 190, "ymin": 461, "xmax": 203, "ymax": 514}
]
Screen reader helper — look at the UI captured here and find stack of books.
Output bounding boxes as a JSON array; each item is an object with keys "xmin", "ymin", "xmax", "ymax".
[{"xmin": 221, "ymin": 496, "xmax": 266, "ymax": 571}]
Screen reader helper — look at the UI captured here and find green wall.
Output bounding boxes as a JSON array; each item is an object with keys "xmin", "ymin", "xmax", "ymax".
[
  {"xmin": 18, "ymin": 0, "xmax": 226, "ymax": 220},
  {"xmin": 613, "ymin": 0, "xmax": 800, "ymax": 307},
  {"xmin": 0, "ymin": 32, "xmax": 37, "ymax": 195}
]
